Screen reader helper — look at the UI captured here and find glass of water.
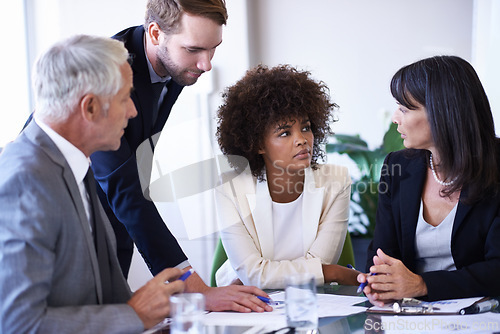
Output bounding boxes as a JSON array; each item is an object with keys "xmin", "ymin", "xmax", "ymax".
[
  {"xmin": 285, "ymin": 273, "xmax": 318, "ymax": 330},
  {"xmin": 170, "ymin": 293, "xmax": 205, "ymax": 334}
]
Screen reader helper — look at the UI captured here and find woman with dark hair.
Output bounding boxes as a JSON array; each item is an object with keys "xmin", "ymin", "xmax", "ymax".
[
  {"xmin": 358, "ymin": 55, "xmax": 500, "ymax": 305},
  {"xmin": 214, "ymin": 64, "xmax": 359, "ymax": 289}
]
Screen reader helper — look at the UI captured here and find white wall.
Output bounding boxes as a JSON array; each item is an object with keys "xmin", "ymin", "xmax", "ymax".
[
  {"xmin": 0, "ymin": 0, "xmax": 147, "ymax": 149},
  {"xmin": 248, "ymin": 0, "xmax": 474, "ymax": 147},
  {"xmin": 0, "ymin": 1, "xmax": 31, "ymax": 147},
  {"xmin": 473, "ymin": 0, "xmax": 500, "ymax": 132}
]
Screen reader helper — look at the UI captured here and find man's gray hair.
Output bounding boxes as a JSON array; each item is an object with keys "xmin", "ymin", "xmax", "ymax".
[{"xmin": 33, "ymin": 35, "xmax": 129, "ymax": 123}]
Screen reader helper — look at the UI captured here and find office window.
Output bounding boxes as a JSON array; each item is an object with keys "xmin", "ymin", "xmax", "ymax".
[{"xmin": 0, "ymin": 1, "xmax": 31, "ymax": 148}]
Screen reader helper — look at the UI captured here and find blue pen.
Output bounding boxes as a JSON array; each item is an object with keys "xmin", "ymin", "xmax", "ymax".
[
  {"xmin": 257, "ymin": 296, "xmax": 283, "ymax": 306},
  {"xmin": 357, "ymin": 273, "xmax": 376, "ymax": 294},
  {"xmin": 347, "ymin": 264, "xmax": 356, "ymax": 270},
  {"xmin": 179, "ymin": 268, "xmax": 195, "ymax": 281}
]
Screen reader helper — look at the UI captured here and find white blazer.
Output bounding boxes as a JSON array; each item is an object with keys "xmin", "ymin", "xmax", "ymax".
[{"xmin": 214, "ymin": 164, "xmax": 351, "ymax": 289}]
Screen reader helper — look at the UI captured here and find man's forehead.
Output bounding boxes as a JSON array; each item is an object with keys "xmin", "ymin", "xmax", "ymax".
[{"xmin": 173, "ymin": 13, "xmax": 223, "ymax": 48}]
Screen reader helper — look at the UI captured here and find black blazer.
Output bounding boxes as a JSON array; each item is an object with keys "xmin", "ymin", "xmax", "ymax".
[
  {"xmin": 90, "ymin": 26, "xmax": 187, "ymax": 275},
  {"xmin": 367, "ymin": 149, "xmax": 500, "ymax": 301}
]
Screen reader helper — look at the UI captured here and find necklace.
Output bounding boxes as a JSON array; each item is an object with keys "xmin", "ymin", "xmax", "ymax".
[{"xmin": 429, "ymin": 153, "xmax": 455, "ymax": 186}]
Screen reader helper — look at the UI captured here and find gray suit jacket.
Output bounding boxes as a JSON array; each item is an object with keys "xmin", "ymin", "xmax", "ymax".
[{"xmin": 0, "ymin": 122, "xmax": 143, "ymax": 333}]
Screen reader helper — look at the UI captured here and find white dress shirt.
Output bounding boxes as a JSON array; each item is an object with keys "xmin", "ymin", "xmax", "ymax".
[{"xmin": 272, "ymin": 193, "xmax": 304, "ymax": 261}]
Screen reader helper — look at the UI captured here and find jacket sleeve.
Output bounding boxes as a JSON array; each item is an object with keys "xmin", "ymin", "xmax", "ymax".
[
  {"xmin": 215, "ymin": 167, "xmax": 351, "ymax": 289},
  {"xmin": 90, "ymin": 135, "xmax": 187, "ymax": 275}
]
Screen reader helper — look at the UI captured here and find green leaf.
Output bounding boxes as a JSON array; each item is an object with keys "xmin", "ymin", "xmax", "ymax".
[
  {"xmin": 344, "ymin": 151, "xmax": 372, "ymax": 175},
  {"xmin": 332, "ymin": 134, "xmax": 368, "ymax": 147},
  {"xmin": 327, "ymin": 121, "xmax": 405, "ymax": 238},
  {"xmin": 382, "ymin": 122, "xmax": 405, "ymax": 153},
  {"xmin": 325, "ymin": 142, "xmax": 371, "ymax": 154}
]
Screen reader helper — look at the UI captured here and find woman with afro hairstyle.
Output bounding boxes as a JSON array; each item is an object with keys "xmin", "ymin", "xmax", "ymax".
[{"xmin": 213, "ymin": 64, "xmax": 359, "ymax": 289}]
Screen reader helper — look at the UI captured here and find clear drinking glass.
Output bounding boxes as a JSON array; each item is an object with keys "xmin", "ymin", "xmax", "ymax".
[
  {"xmin": 285, "ymin": 273, "xmax": 318, "ymax": 330},
  {"xmin": 170, "ymin": 293, "xmax": 205, "ymax": 334}
]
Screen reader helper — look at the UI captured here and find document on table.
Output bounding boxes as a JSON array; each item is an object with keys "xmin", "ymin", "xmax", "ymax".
[
  {"xmin": 202, "ymin": 292, "xmax": 367, "ymax": 327},
  {"xmin": 270, "ymin": 291, "xmax": 368, "ymax": 317}
]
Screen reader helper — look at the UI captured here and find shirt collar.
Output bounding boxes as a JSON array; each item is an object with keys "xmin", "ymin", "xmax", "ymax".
[
  {"xmin": 34, "ymin": 117, "xmax": 90, "ymax": 184},
  {"xmin": 143, "ymin": 32, "xmax": 171, "ymax": 84}
]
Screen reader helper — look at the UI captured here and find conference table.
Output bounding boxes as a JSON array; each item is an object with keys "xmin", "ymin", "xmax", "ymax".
[{"xmin": 150, "ymin": 284, "xmax": 500, "ymax": 333}]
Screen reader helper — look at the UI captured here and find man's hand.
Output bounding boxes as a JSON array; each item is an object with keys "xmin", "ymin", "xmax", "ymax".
[
  {"xmin": 183, "ymin": 268, "xmax": 272, "ymax": 313},
  {"xmin": 357, "ymin": 248, "xmax": 427, "ymax": 307},
  {"xmin": 127, "ymin": 268, "xmax": 185, "ymax": 329},
  {"xmin": 203, "ymin": 285, "xmax": 274, "ymax": 313}
]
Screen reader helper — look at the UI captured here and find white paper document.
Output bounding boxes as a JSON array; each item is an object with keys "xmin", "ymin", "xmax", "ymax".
[
  {"xmin": 203, "ymin": 292, "xmax": 367, "ymax": 327},
  {"xmin": 270, "ymin": 291, "xmax": 367, "ymax": 317}
]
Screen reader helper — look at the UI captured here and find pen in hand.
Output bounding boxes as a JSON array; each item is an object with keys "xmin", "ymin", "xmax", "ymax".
[
  {"xmin": 178, "ymin": 268, "xmax": 195, "ymax": 282},
  {"xmin": 257, "ymin": 295, "xmax": 283, "ymax": 306},
  {"xmin": 163, "ymin": 268, "xmax": 194, "ymax": 284},
  {"xmin": 357, "ymin": 273, "xmax": 376, "ymax": 294}
]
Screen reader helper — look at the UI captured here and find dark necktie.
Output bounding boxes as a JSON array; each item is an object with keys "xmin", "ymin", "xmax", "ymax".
[
  {"xmin": 151, "ymin": 81, "xmax": 166, "ymax": 125},
  {"xmin": 83, "ymin": 168, "xmax": 113, "ymax": 303}
]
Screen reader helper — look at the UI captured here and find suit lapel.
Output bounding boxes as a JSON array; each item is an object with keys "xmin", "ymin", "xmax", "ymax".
[
  {"xmin": 127, "ymin": 26, "xmax": 156, "ymax": 136},
  {"xmin": 153, "ymin": 80, "xmax": 183, "ymax": 133},
  {"xmin": 247, "ymin": 179, "xmax": 274, "ymax": 259},
  {"xmin": 24, "ymin": 122, "xmax": 104, "ymax": 303},
  {"xmin": 452, "ymin": 188, "xmax": 472, "ymax": 240},
  {"xmin": 399, "ymin": 154, "xmax": 426, "ymax": 265},
  {"xmin": 301, "ymin": 168, "xmax": 324, "ymax": 254},
  {"xmin": 126, "ymin": 26, "xmax": 184, "ymax": 137}
]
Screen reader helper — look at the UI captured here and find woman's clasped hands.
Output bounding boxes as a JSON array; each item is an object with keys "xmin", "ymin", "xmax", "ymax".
[{"xmin": 357, "ymin": 249, "xmax": 428, "ymax": 307}]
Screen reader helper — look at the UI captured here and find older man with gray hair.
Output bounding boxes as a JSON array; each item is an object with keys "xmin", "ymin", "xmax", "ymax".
[{"xmin": 0, "ymin": 34, "xmax": 184, "ymax": 334}]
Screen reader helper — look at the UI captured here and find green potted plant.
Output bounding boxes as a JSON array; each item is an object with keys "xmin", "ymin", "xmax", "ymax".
[{"xmin": 326, "ymin": 122, "xmax": 404, "ymax": 239}]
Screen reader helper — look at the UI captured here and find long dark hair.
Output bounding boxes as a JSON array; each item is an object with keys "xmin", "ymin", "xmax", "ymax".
[{"xmin": 390, "ymin": 55, "xmax": 499, "ymax": 202}]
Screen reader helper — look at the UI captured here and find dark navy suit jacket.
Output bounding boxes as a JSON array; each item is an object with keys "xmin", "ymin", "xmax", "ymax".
[
  {"xmin": 90, "ymin": 26, "xmax": 187, "ymax": 276},
  {"xmin": 367, "ymin": 149, "xmax": 500, "ymax": 301}
]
